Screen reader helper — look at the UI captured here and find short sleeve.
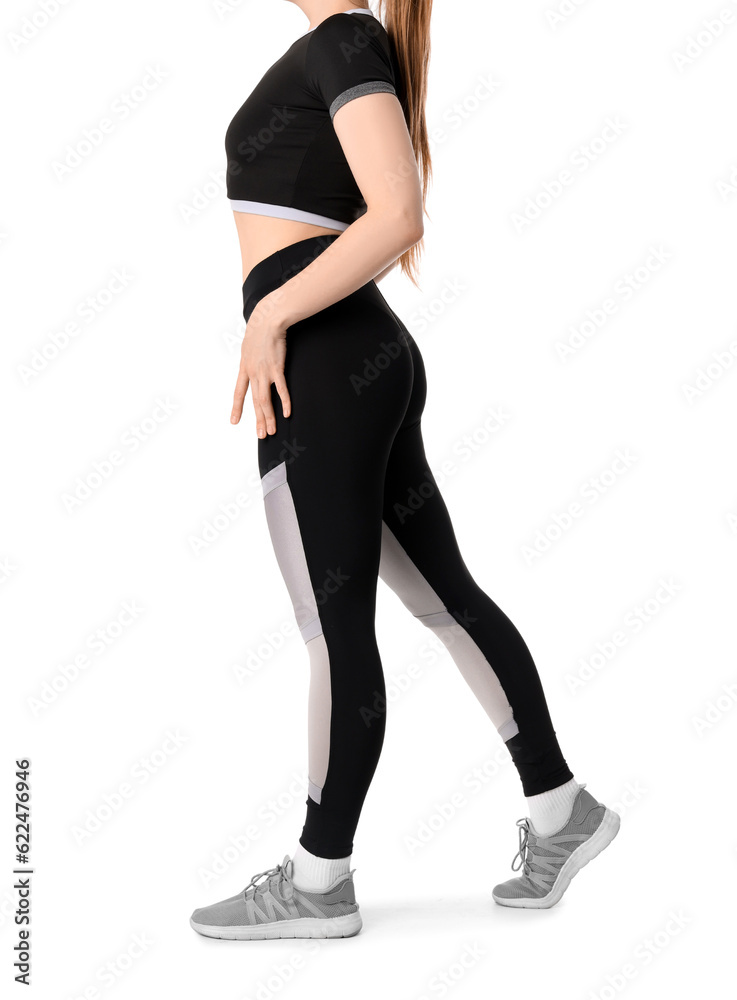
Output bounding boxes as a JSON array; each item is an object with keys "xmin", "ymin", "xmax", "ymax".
[{"xmin": 305, "ymin": 14, "xmax": 397, "ymax": 120}]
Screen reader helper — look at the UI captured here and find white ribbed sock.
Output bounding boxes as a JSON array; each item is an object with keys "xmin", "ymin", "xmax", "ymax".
[
  {"xmin": 526, "ymin": 777, "xmax": 580, "ymax": 837},
  {"xmin": 290, "ymin": 842, "xmax": 351, "ymax": 892}
]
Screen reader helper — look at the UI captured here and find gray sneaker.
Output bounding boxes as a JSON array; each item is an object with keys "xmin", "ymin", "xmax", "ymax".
[
  {"xmin": 190, "ymin": 855, "xmax": 362, "ymax": 940},
  {"xmin": 493, "ymin": 783, "xmax": 620, "ymax": 908}
]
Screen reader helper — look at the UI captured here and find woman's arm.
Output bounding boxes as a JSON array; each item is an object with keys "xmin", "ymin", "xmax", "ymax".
[
  {"xmin": 374, "ymin": 258, "xmax": 400, "ymax": 284},
  {"xmin": 232, "ymin": 91, "xmax": 424, "ymax": 432},
  {"xmin": 259, "ymin": 93, "xmax": 423, "ymax": 326}
]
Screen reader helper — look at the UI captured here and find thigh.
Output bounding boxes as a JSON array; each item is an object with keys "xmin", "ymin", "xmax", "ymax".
[
  {"xmin": 381, "ymin": 416, "xmax": 477, "ymax": 604},
  {"xmin": 257, "ymin": 287, "xmax": 415, "ymax": 635}
]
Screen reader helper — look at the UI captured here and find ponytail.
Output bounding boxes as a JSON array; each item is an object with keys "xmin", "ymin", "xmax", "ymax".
[{"xmin": 377, "ymin": 0, "xmax": 433, "ymax": 287}]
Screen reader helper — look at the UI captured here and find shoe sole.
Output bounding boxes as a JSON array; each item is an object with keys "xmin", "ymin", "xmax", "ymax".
[
  {"xmin": 190, "ymin": 910, "xmax": 362, "ymax": 940},
  {"xmin": 492, "ymin": 807, "xmax": 621, "ymax": 909}
]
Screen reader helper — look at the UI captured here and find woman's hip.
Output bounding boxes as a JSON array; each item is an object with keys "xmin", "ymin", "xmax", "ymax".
[{"xmin": 243, "ymin": 233, "xmax": 417, "ymax": 383}]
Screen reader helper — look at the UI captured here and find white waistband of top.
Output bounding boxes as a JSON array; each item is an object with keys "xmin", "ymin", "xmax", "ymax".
[
  {"xmin": 300, "ymin": 7, "xmax": 375, "ymax": 36},
  {"xmin": 229, "ymin": 200, "xmax": 350, "ymax": 231}
]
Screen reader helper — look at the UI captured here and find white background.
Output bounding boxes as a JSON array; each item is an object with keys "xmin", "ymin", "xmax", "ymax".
[{"xmin": 3, "ymin": 0, "xmax": 735, "ymax": 996}]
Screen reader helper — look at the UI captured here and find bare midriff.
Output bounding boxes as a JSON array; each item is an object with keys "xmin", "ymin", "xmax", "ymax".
[{"xmin": 234, "ymin": 211, "xmax": 344, "ymax": 286}]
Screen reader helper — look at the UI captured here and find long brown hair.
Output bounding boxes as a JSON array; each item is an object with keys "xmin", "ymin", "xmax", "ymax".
[{"xmin": 376, "ymin": 0, "xmax": 433, "ymax": 287}]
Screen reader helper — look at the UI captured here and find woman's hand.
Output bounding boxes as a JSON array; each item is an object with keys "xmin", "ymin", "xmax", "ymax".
[{"xmin": 231, "ymin": 296, "xmax": 292, "ymax": 437}]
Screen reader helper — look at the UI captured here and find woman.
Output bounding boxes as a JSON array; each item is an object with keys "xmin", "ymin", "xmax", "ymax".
[{"xmin": 190, "ymin": 0, "xmax": 619, "ymax": 940}]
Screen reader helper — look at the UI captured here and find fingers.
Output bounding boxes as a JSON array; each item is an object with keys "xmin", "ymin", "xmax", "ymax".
[
  {"xmin": 231, "ymin": 348, "xmax": 291, "ymax": 436},
  {"xmin": 252, "ymin": 398, "xmax": 268, "ymax": 438},
  {"xmin": 252, "ymin": 377, "xmax": 277, "ymax": 439},
  {"xmin": 231, "ymin": 368, "xmax": 249, "ymax": 425},
  {"xmin": 273, "ymin": 371, "xmax": 291, "ymax": 420}
]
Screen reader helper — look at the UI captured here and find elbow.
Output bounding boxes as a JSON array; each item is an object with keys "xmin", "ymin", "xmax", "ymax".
[
  {"xmin": 407, "ymin": 217, "xmax": 424, "ymax": 246},
  {"xmin": 394, "ymin": 209, "xmax": 424, "ymax": 250},
  {"xmin": 367, "ymin": 204, "xmax": 423, "ymax": 250},
  {"xmin": 367, "ymin": 204, "xmax": 425, "ymax": 245}
]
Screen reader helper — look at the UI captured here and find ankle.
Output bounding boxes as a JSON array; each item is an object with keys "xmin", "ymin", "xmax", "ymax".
[
  {"xmin": 525, "ymin": 777, "xmax": 580, "ymax": 836},
  {"xmin": 291, "ymin": 842, "xmax": 351, "ymax": 892}
]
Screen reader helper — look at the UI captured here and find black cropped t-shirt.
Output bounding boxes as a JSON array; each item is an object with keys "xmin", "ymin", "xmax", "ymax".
[{"xmin": 224, "ymin": 8, "xmax": 403, "ymax": 231}]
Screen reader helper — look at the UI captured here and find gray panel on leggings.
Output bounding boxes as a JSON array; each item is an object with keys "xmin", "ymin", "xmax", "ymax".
[
  {"xmin": 306, "ymin": 632, "xmax": 331, "ymax": 805},
  {"xmin": 425, "ymin": 620, "xmax": 519, "ymax": 737},
  {"xmin": 261, "ymin": 461, "xmax": 321, "ymax": 641},
  {"xmin": 262, "ymin": 461, "xmax": 287, "ymax": 498},
  {"xmin": 261, "ymin": 462, "xmax": 332, "ymax": 803},
  {"xmin": 378, "ymin": 521, "xmax": 519, "ymax": 739},
  {"xmin": 417, "ymin": 609, "xmax": 456, "ymax": 627},
  {"xmin": 378, "ymin": 522, "xmax": 450, "ymax": 618}
]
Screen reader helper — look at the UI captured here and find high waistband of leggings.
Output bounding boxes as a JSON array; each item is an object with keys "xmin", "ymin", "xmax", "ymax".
[{"xmin": 242, "ymin": 233, "xmax": 342, "ymax": 323}]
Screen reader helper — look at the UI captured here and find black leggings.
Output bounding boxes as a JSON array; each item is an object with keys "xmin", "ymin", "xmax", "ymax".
[{"xmin": 244, "ymin": 234, "xmax": 573, "ymax": 859}]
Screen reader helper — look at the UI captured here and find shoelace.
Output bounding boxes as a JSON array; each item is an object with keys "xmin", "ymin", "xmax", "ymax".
[
  {"xmin": 243, "ymin": 863, "xmax": 289, "ymax": 899},
  {"xmin": 511, "ymin": 818, "xmax": 531, "ymax": 875},
  {"xmin": 509, "ymin": 781, "xmax": 589, "ymax": 875}
]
